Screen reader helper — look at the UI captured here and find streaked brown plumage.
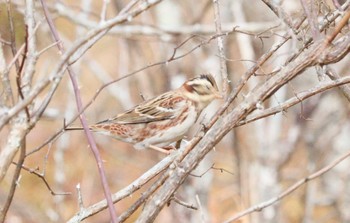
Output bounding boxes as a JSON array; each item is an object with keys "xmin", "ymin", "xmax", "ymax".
[{"xmin": 72, "ymin": 74, "xmax": 222, "ymax": 153}]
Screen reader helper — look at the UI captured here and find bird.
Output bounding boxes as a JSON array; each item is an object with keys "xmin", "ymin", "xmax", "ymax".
[{"xmin": 68, "ymin": 74, "xmax": 222, "ymax": 154}]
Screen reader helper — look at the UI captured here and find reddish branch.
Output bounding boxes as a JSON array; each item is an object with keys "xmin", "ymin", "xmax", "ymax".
[{"xmin": 39, "ymin": 0, "xmax": 118, "ymax": 222}]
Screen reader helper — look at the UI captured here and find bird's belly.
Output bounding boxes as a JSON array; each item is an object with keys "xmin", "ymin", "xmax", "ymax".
[{"xmin": 134, "ymin": 107, "xmax": 197, "ymax": 150}]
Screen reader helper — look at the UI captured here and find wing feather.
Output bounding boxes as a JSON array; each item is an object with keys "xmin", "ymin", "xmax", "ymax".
[{"xmin": 97, "ymin": 92, "xmax": 185, "ymax": 125}]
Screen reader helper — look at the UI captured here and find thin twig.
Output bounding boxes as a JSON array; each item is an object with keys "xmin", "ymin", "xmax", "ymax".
[
  {"xmin": 100, "ymin": 0, "xmax": 109, "ymax": 22},
  {"xmin": 300, "ymin": 0, "xmax": 321, "ymax": 40},
  {"xmin": 120, "ymin": 172, "xmax": 169, "ymax": 222},
  {"xmin": 261, "ymin": 0, "xmax": 297, "ymax": 32},
  {"xmin": 76, "ymin": 184, "xmax": 85, "ymax": 211},
  {"xmin": 37, "ymin": 41, "xmax": 60, "ymax": 56},
  {"xmin": 190, "ymin": 163, "xmax": 234, "ymax": 177},
  {"xmin": 67, "ymin": 150, "xmax": 180, "ymax": 223},
  {"xmin": 238, "ymin": 74, "xmax": 350, "ymax": 126},
  {"xmin": 171, "ymin": 196, "xmax": 198, "ymax": 210},
  {"xmin": 54, "ymin": 1, "xmax": 279, "ymax": 37},
  {"xmin": 212, "ymin": 0, "xmax": 229, "ymax": 97},
  {"xmin": 0, "ymin": 5, "xmax": 37, "ymax": 220},
  {"xmin": 223, "ymin": 148, "xmax": 350, "ymax": 223},
  {"xmin": 0, "ymin": 0, "xmax": 164, "ymax": 131},
  {"xmin": 324, "ymin": 67, "xmax": 350, "ymax": 102},
  {"xmin": 39, "ymin": 0, "xmax": 118, "ymax": 222},
  {"xmin": 11, "ymin": 162, "xmax": 71, "ymax": 196},
  {"xmin": 117, "ymin": 0, "xmax": 140, "ymax": 16},
  {"xmin": 0, "ymin": 139, "xmax": 26, "ymax": 223},
  {"xmin": 16, "ymin": 26, "xmax": 30, "ymax": 121},
  {"xmin": 6, "ymin": 0, "xmax": 20, "ymax": 73},
  {"xmin": 196, "ymin": 195, "xmax": 206, "ymax": 222}
]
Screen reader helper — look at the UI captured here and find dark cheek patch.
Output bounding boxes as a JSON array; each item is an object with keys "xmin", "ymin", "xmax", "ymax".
[
  {"xmin": 184, "ymin": 83, "xmax": 194, "ymax": 93},
  {"xmin": 185, "ymin": 84, "xmax": 209, "ymax": 96}
]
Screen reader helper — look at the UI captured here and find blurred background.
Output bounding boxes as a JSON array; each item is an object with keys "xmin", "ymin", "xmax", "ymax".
[{"xmin": 1, "ymin": 0, "xmax": 350, "ymax": 222}]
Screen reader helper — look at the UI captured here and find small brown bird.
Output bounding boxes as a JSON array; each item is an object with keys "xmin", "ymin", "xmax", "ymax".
[{"xmin": 70, "ymin": 74, "xmax": 222, "ymax": 153}]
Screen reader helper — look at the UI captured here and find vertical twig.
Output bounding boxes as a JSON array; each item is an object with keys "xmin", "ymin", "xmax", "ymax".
[
  {"xmin": 0, "ymin": 0, "xmax": 37, "ymax": 186},
  {"xmin": 118, "ymin": 0, "xmax": 140, "ymax": 16},
  {"xmin": 300, "ymin": 0, "xmax": 321, "ymax": 39},
  {"xmin": 100, "ymin": 0, "xmax": 110, "ymax": 22},
  {"xmin": 332, "ymin": 0, "xmax": 342, "ymax": 9},
  {"xmin": 39, "ymin": 0, "xmax": 118, "ymax": 222},
  {"xmin": 0, "ymin": 0, "xmax": 37, "ymax": 221},
  {"xmin": 213, "ymin": 0, "xmax": 229, "ymax": 97},
  {"xmin": 0, "ymin": 36, "xmax": 13, "ymax": 107},
  {"xmin": 6, "ymin": 0, "xmax": 20, "ymax": 74},
  {"xmin": 261, "ymin": 0, "xmax": 297, "ymax": 32},
  {"xmin": 15, "ymin": 26, "xmax": 30, "ymax": 120},
  {"xmin": 3, "ymin": 0, "xmax": 16, "ymax": 105},
  {"xmin": 0, "ymin": 135, "xmax": 26, "ymax": 223},
  {"xmin": 76, "ymin": 183, "xmax": 85, "ymax": 211}
]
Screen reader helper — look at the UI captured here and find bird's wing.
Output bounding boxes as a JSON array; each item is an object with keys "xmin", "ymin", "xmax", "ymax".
[{"xmin": 98, "ymin": 92, "xmax": 185, "ymax": 125}]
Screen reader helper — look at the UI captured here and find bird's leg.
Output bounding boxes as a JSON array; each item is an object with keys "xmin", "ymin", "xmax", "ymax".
[
  {"xmin": 149, "ymin": 145, "xmax": 173, "ymax": 154},
  {"xmin": 175, "ymin": 139, "xmax": 182, "ymax": 149}
]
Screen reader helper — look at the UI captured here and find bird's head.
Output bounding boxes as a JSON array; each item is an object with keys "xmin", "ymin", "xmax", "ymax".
[{"xmin": 182, "ymin": 74, "xmax": 222, "ymax": 110}]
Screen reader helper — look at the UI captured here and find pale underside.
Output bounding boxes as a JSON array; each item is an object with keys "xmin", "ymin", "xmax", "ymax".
[{"xmin": 90, "ymin": 93, "xmax": 199, "ymax": 150}]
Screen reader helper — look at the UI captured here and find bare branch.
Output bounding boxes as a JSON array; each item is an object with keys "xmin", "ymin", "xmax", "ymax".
[
  {"xmin": 12, "ymin": 162, "xmax": 71, "ymax": 196},
  {"xmin": 224, "ymin": 148, "xmax": 350, "ymax": 222},
  {"xmin": 0, "ymin": 0, "xmax": 164, "ymax": 130},
  {"xmin": 212, "ymin": 0, "xmax": 229, "ymax": 96},
  {"xmin": 1, "ymin": 1, "xmax": 349, "ymax": 222},
  {"xmin": 239, "ymin": 74, "xmax": 350, "ymax": 126},
  {"xmin": 171, "ymin": 196, "xmax": 198, "ymax": 210},
  {"xmin": 135, "ymin": 13, "xmax": 350, "ymax": 220},
  {"xmin": 39, "ymin": 0, "xmax": 118, "ymax": 221},
  {"xmin": 67, "ymin": 150, "xmax": 179, "ymax": 223}
]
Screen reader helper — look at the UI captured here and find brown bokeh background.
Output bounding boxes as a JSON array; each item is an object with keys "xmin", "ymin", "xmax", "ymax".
[{"xmin": 1, "ymin": 0, "xmax": 350, "ymax": 222}]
